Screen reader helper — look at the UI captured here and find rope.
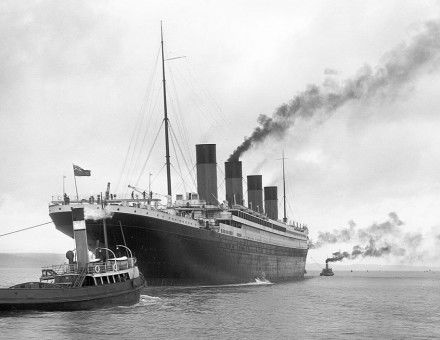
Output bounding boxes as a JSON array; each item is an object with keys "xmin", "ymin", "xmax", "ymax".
[
  {"xmin": 169, "ymin": 124, "xmax": 197, "ymax": 189},
  {"xmin": 150, "ymin": 163, "xmax": 166, "ymax": 187},
  {"xmin": 0, "ymin": 221, "xmax": 52, "ymax": 238},
  {"xmin": 168, "ymin": 66, "xmax": 195, "ymax": 168},
  {"xmin": 170, "ymin": 133, "xmax": 187, "ymax": 193},
  {"xmin": 115, "ymin": 46, "xmax": 161, "ymax": 193},
  {"xmin": 135, "ymin": 120, "xmax": 164, "ymax": 186}
]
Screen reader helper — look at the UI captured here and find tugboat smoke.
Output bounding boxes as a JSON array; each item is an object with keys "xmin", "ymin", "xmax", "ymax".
[
  {"xmin": 312, "ymin": 212, "xmax": 434, "ymax": 263},
  {"xmin": 311, "ymin": 212, "xmax": 403, "ymax": 249},
  {"xmin": 325, "ymin": 240, "xmax": 393, "ymax": 263},
  {"xmin": 228, "ymin": 20, "xmax": 440, "ymax": 161}
]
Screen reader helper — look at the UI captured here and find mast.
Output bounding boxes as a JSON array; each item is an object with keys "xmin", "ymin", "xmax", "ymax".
[
  {"xmin": 161, "ymin": 21, "xmax": 172, "ymax": 198},
  {"xmin": 282, "ymin": 151, "xmax": 287, "ymax": 223}
]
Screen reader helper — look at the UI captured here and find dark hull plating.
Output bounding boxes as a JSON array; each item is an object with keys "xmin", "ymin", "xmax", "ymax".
[
  {"xmin": 0, "ymin": 278, "xmax": 143, "ymax": 311},
  {"xmin": 50, "ymin": 209, "xmax": 308, "ymax": 286}
]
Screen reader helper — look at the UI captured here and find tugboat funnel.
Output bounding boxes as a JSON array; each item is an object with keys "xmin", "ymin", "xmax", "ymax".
[{"xmin": 72, "ymin": 207, "xmax": 89, "ymax": 269}]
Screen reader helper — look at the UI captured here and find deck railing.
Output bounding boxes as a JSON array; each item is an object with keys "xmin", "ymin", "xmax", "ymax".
[
  {"xmin": 41, "ymin": 257, "xmax": 136, "ymax": 277},
  {"xmin": 86, "ymin": 258, "xmax": 136, "ymax": 274}
]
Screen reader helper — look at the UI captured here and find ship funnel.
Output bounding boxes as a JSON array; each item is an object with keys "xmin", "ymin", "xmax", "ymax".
[
  {"xmin": 196, "ymin": 144, "xmax": 218, "ymax": 205},
  {"xmin": 247, "ymin": 175, "xmax": 263, "ymax": 213},
  {"xmin": 225, "ymin": 161, "xmax": 243, "ymax": 206},
  {"xmin": 264, "ymin": 186, "xmax": 278, "ymax": 220},
  {"xmin": 72, "ymin": 207, "xmax": 89, "ymax": 269}
]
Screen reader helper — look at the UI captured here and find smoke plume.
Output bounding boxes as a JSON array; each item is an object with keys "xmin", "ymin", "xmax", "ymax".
[
  {"xmin": 311, "ymin": 212, "xmax": 402, "ymax": 249},
  {"xmin": 314, "ymin": 212, "xmax": 432, "ymax": 263},
  {"xmin": 228, "ymin": 20, "xmax": 440, "ymax": 161}
]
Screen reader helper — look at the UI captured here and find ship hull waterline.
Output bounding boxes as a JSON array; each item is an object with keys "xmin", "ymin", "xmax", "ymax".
[
  {"xmin": 0, "ymin": 278, "xmax": 144, "ymax": 311},
  {"xmin": 50, "ymin": 206, "xmax": 308, "ymax": 286}
]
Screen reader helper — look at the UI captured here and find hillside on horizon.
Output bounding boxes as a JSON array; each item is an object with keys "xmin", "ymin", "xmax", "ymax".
[
  {"xmin": 0, "ymin": 253, "xmax": 66, "ymax": 268},
  {"xmin": 306, "ymin": 262, "xmax": 440, "ymax": 272}
]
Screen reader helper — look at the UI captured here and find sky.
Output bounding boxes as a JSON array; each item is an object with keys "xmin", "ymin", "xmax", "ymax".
[{"xmin": 0, "ymin": 0, "xmax": 440, "ymax": 266}]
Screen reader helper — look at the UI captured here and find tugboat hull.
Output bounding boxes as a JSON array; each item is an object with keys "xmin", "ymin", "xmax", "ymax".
[{"xmin": 0, "ymin": 277, "xmax": 144, "ymax": 311}]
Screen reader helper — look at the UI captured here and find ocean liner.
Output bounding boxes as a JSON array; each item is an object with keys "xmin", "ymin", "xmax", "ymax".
[{"xmin": 49, "ymin": 25, "xmax": 309, "ymax": 286}]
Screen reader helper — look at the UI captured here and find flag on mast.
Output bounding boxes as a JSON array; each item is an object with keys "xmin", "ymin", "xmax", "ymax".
[{"xmin": 73, "ymin": 164, "xmax": 91, "ymax": 177}]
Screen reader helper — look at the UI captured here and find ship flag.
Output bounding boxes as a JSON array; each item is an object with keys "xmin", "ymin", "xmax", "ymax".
[{"xmin": 73, "ymin": 164, "xmax": 91, "ymax": 177}]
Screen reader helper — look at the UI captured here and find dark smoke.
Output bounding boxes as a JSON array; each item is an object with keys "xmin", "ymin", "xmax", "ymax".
[
  {"xmin": 311, "ymin": 220, "xmax": 356, "ymax": 248},
  {"xmin": 315, "ymin": 212, "xmax": 433, "ymax": 263},
  {"xmin": 228, "ymin": 20, "xmax": 440, "ymax": 161},
  {"xmin": 363, "ymin": 238, "xmax": 392, "ymax": 257},
  {"xmin": 357, "ymin": 212, "xmax": 403, "ymax": 243},
  {"xmin": 326, "ymin": 239, "xmax": 396, "ymax": 263},
  {"xmin": 310, "ymin": 212, "xmax": 401, "ymax": 248},
  {"xmin": 326, "ymin": 251, "xmax": 349, "ymax": 263}
]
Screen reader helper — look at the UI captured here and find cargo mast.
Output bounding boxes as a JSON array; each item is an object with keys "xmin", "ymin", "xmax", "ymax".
[{"xmin": 161, "ymin": 22, "xmax": 172, "ymax": 198}]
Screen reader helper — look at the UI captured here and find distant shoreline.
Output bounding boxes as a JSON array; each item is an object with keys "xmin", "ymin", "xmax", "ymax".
[
  {"xmin": 0, "ymin": 253, "xmax": 438, "ymax": 272},
  {"xmin": 306, "ymin": 262, "xmax": 440, "ymax": 272},
  {"xmin": 0, "ymin": 253, "xmax": 65, "ymax": 268}
]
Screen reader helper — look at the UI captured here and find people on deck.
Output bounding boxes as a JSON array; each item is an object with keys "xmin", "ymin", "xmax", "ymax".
[{"xmin": 63, "ymin": 193, "xmax": 70, "ymax": 205}]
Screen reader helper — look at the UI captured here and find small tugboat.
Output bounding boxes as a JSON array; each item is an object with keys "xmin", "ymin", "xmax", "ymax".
[
  {"xmin": 0, "ymin": 207, "xmax": 145, "ymax": 311},
  {"xmin": 320, "ymin": 261, "xmax": 334, "ymax": 276}
]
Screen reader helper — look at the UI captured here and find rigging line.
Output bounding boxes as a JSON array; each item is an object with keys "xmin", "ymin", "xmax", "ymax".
[
  {"xmin": 124, "ymin": 52, "xmax": 162, "ymax": 194},
  {"xmin": 170, "ymin": 163, "xmax": 187, "ymax": 194},
  {"xmin": 216, "ymin": 164, "xmax": 226, "ymax": 190},
  {"xmin": 170, "ymin": 124, "xmax": 196, "ymax": 191},
  {"xmin": 215, "ymin": 164, "xmax": 226, "ymax": 202},
  {"xmin": 135, "ymin": 120, "xmax": 164, "ymax": 186},
  {"xmin": 183, "ymin": 61, "xmax": 229, "ymax": 128},
  {"xmin": 128, "ymin": 84, "xmax": 162, "ymax": 186},
  {"xmin": 284, "ymin": 170, "xmax": 296, "ymax": 222},
  {"xmin": 217, "ymin": 161, "xmax": 225, "ymax": 177},
  {"xmin": 185, "ymin": 59, "xmax": 230, "ymax": 123},
  {"xmin": 122, "ymin": 87, "xmax": 159, "ymax": 193},
  {"xmin": 116, "ymin": 46, "xmax": 161, "ymax": 193},
  {"xmin": 150, "ymin": 163, "xmax": 166, "ymax": 186},
  {"xmin": 169, "ymin": 124, "xmax": 197, "ymax": 189},
  {"xmin": 170, "ymin": 131, "xmax": 188, "ymax": 193},
  {"xmin": 182, "ymin": 77, "xmax": 220, "ymax": 131},
  {"xmin": 125, "ymin": 81, "xmax": 161, "ymax": 190},
  {"xmin": 168, "ymin": 65, "xmax": 194, "ymax": 166},
  {"xmin": 170, "ymin": 65, "xmax": 212, "ymax": 125},
  {"xmin": 287, "ymin": 200, "xmax": 295, "ymax": 223},
  {"xmin": 0, "ymin": 222, "xmax": 52, "ymax": 238},
  {"xmin": 133, "ymin": 118, "xmax": 164, "ymax": 187}
]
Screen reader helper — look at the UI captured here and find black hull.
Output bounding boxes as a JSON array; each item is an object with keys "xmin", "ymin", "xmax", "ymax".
[
  {"xmin": 0, "ymin": 278, "xmax": 143, "ymax": 311},
  {"xmin": 50, "ymin": 208, "xmax": 308, "ymax": 286}
]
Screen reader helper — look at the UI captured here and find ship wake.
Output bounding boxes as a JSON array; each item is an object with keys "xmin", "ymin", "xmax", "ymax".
[
  {"xmin": 138, "ymin": 295, "xmax": 162, "ymax": 305},
  {"xmin": 182, "ymin": 278, "xmax": 274, "ymax": 289}
]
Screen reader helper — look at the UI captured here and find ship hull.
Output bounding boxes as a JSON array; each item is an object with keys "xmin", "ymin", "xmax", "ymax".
[
  {"xmin": 50, "ymin": 206, "xmax": 308, "ymax": 286},
  {"xmin": 0, "ymin": 278, "xmax": 143, "ymax": 311}
]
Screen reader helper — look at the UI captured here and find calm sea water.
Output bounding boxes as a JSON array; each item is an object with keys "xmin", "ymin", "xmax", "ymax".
[{"xmin": 0, "ymin": 268, "xmax": 439, "ymax": 339}]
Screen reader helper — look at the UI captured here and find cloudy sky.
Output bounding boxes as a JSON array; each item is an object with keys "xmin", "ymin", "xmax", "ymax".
[{"xmin": 1, "ymin": 0, "xmax": 440, "ymax": 266}]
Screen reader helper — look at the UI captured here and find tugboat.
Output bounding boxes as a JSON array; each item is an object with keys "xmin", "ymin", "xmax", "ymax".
[
  {"xmin": 0, "ymin": 207, "xmax": 145, "ymax": 311},
  {"xmin": 320, "ymin": 261, "xmax": 334, "ymax": 276}
]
